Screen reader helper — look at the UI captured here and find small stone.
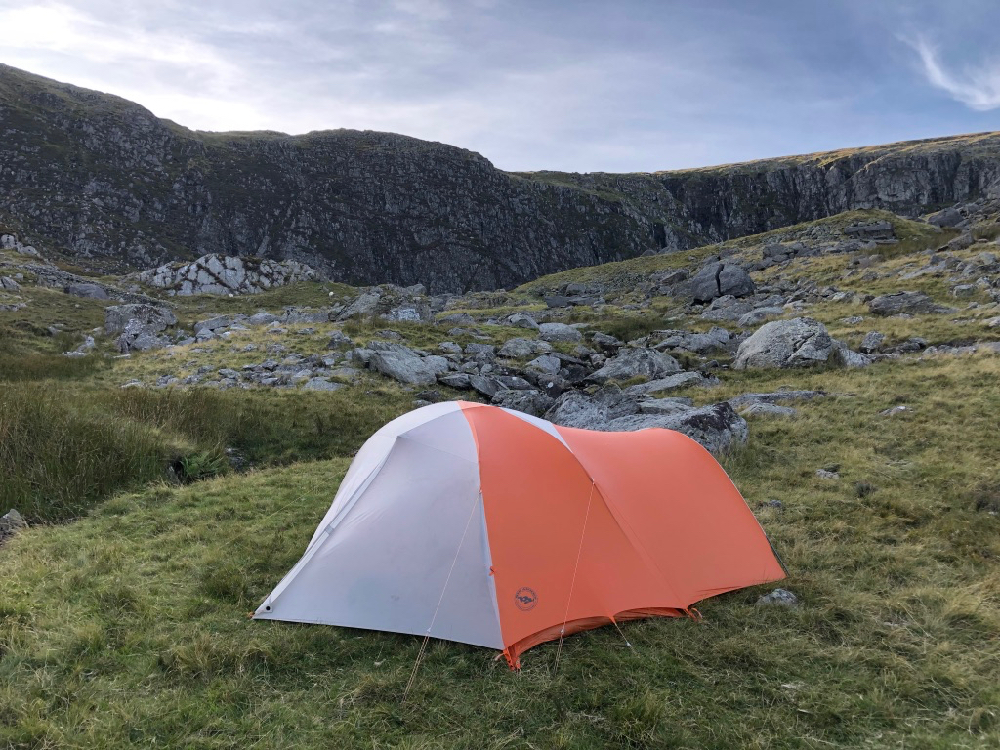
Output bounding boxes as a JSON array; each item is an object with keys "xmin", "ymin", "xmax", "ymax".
[
  {"xmin": 815, "ymin": 469, "xmax": 840, "ymax": 480},
  {"xmin": 756, "ymin": 588, "xmax": 798, "ymax": 607}
]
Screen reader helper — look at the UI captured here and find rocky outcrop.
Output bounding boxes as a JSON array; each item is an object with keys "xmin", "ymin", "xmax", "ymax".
[
  {"xmin": 545, "ymin": 388, "xmax": 747, "ymax": 454},
  {"xmin": 733, "ymin": 318, "xmax": 836, "ymax": 369},
  {"xmin": 3, "ymin": 65, "xmax": 1000, "ymax": 293},
  {"xmin": 868, "ymin": 291, "xmax": 955, "ymax": 316},
  {"xmin": 136, "ymin": 254, "xmax": 318, "ymax": 296}
]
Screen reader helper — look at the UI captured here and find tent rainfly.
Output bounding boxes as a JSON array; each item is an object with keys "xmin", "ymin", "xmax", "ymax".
[{"xmin": 254, "ymin": 401, "xmax": 785, "ymax": 668}]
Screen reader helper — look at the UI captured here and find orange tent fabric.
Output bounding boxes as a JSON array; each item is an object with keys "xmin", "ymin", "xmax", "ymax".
[{"xmin": 255, "ymin": 401, "xmax": 786, "ymax": 668}]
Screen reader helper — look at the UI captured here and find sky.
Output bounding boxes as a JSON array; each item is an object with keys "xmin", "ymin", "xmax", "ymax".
[{"xmin": 1, "ymin": 0, "xmax": 998, "ymax": 173}]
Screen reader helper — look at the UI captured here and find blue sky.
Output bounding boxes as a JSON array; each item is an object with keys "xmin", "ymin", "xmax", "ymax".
[{"xmin": 1, "ymin": 0, "xmax": 998, "ymax": 172}]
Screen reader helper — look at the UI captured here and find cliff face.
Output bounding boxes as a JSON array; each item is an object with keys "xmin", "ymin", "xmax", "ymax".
[{"xmin": 3, "ymin": 64, "xmax": 1000, "ymax": 292}]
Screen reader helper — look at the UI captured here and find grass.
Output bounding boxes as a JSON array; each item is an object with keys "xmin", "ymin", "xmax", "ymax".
[
  {"xmin": 1, "ymin": 353, "xmax": 998, "ymax": 748},
  {"xmin": 0, "ymin": 384, "xmax": 413, "ymax": 523},
  {"xmin": 3, "ymin": 205, "xmax": 1000, "ymax": 747}
]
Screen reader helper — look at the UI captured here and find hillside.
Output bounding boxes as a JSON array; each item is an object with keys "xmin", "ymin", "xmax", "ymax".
[
  {"xmin": 2, "ymin": 192, "xmax": 999, "ymax": 746},
  {"xmin": 3, "ymin": 64, "xmax": 1000, "ymax": 293}
]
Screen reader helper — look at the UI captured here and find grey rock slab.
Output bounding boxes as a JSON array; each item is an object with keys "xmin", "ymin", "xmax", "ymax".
[
  {"xmin": 368, "ymin": 350, "xmax": 449, "ymax": 386},
  {"xmin": 868, "ymin": 291, "xmax": 954, "ymax": 316},
  {"xmin": 587, "ymin": 347, "xmax": 682, "ymax": 383},
  {"xmin": 740, "ymin": 402, "xmax": 798, "ymax": 417},
  {"xmin": 623, "ymin": 371, "xmax": 706, "ymax": 396},
  {"xmin": 302, "ymin": 378, "xmax": 344, "ymax": 391},
  {"xmin": 687, "ymin": 262, "xmax": 755, "ymax": 303},
  {"xmin": 499, "ymin": 337, "xmax": 553, "ymax": 358},
  {"xmin": 538, "ymin": 322, "xmax": 583, "ymax": 343},
  {"xmin": 733, "ymin": 317, "xmax": 836, "ymax": 369}
]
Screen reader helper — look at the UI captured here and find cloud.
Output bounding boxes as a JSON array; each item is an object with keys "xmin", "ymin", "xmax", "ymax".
[{"xmin": 906, "ymin": 35, "xmax": 1000, "ymax": 111}]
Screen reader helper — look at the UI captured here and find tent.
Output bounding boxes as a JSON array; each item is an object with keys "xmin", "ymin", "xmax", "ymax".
[{"xmin": 254, "ymin": 401, "xmax": 785, "ymax": 668}]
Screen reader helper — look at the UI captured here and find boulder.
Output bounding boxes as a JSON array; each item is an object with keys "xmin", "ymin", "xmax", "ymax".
[
  {"xmin": 137, "ymin": 254, "xmax": 317, "ymax": 296},
  {"xmin": 653, "ymin": 327, "xmax": 730, "ymax": 353},
  {"xmin": 868, "ymin": 291, "xmax": 953, "ymax": 316},
  {"xmin": 546, "ymin": 392, "xmax": 747, "ymax": 454},
  {"xmin": 538, "ymin": 322, "xmax": 583, "ymax": 343},
  {"xmin": 622, "ymin": 371, "xmax": 706, "ymax": 396},
  {"xmin": 525, "ymin": 354, "xmax": 562, "ymax": 375},
  {"xmin": 587, "ymin": 348, "xmax": 682, "ymax": 383},
  {"xmin": 368, "ymin": 348, "xmax": 449, "ymax": 386},
  {"xmin": 686, "ymin": 263, "xmax": 755, "ymax": 303},
  {"xmin": 926, "ymin": 206, "xmax": 964, "ymax": 228},
  {"xmin": 63, "ymin": 282, "xmax": 108, "ymax": 299},
  {"xmin": 0, "ymin": 509, "xmax": 26, "ymax": 541},
  {"xmin": 504, "ymin": 312, "xmax": 540, "ymax": 330},
  {"xmin": 338, "ymin": 292, "xmax": 381, "ymax": 320},
  {"xmin": 733, "ymin": 318, "xmax": 836, "ymax": 369},
  {"xmin": 0, "ymin": 276, "xmax": 21, "ymax": 291},
  {"xmin": 499, "ymin": 338, "xmax": 552, "ymax": 358},
  {"xmin": 491, "ymin": 389, "xmax": 555, "ymax": 417},
  {"xmin": 104, "ymin": 304, "xmax": 177, "ymax": 335},
  {"xmin": 740, "ymin": 402, "xmax": 797, "ymax": 417},
  {"xmin": 859, "ymin": 331, "xmax": 885, "ymax": 354}
]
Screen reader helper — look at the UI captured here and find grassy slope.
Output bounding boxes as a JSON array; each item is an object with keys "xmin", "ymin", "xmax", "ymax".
[
  {"xmin": 3, "ymin": 212, "xmax": 1000, "ymax": 747},
  {"xmin": 1, "ymin": 355, "xmax": 998, "ymax": 748}
]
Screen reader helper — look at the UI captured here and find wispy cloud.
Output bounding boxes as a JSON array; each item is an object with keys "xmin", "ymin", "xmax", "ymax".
[{"xmin": 905, "ymin": 35, "xmax": 1000, "ymax": 111}]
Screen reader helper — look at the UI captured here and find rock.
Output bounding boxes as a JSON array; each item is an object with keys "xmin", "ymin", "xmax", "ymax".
[
  {"xmin": 590, "ymin": 331, "xmax": 624, "ymax": 352},
  {"xmin": 538, "ymin": 322, "xmax": 583, "ymax": 343},
  {"xmin": 302, "ymin": 377, "xmax": 343, "ymax": 391},
  {"xmin": 859, "ymin": 331, "xmax": 885, "ymax": 354},
  {"xmin": 491, "ymin": 389, "xmax": 555, "ymax": 417},
  {"xmin": 137, "ymin": 254, "xmax": 317, "ymax": 296},
  {"xmin": 844, "ymin": 220, "xmax": 895, "ymax": 241},
  {"xmin": 737, "ymin": 307, "xmax": 785, "ymax": 327},
  {"xmin": 637, "ymin": 397, "xmax": 696, "ymax": 415},
  {"xmin": 470, "ymin": 375, "xmax": 502, "ymax": 399},
  {"xmin": 833, "ymin": 341, "xmax": 872, "ymax": 368},
  {"xmin": 945, "ymin": 233, "xmax": 974, "ymax": 252},
  {"xmin": 700, "ymin": 296, "xmax": 756, "ymax": 322},
  {"xmin": 463, "ymin": 343, "xmax": 496, "ymax": 358},
  {"xmin": 686, "ymin": 262, "xmax": 755, "ymax": 303},
  {"xmin": 194, "ymin": 315, "xmax": 237, "ymax": 334},
  {"xmin": 65, "ymin": 335, "xmax": 96, "ymax": 357},
  {"xmin": 326, "ymin": 330, "xmax": 354, "ymax": 350},
  {"xmin": 587, "ymin": 347, "xmax": 682, "ymax": 383},
  {"xmin": 880, "ymin": 405, "xmax": 910, "ymax": 417},
  {"xmin": 0, "ymin": 508, "xmax": 26, "ymax": 539},
  {"xmin": 733, "ymin": 318, "xmax": 836, "ymax": 369},
  {"xmin": 868, "ymin": 291, "xmax": 953, "ymax": 316},
  {"xmin": 63, "ymin": 282, "xmax": 108, "ymax": 299},
  {"xmin": 741, "ymin": 402, "xmax": 797, "ymax": 417},
  {"xmin": 438, "ymin": 341, "xmax": 462, "ymax": 355},
  {"xmin": 952, "ymin": 284, "xmax": 978, "ymax": 298},
  {"xmin": 546, "ymin": 391, "xmax": 747, "ymax": 454},
  {"xmin": 338, "ymin": 292, "xmax": 381, "ymax": 320},
  {"xmin": 368, "ymin": 348, "xmax": 449, "ymax": 386},
  {"xmin": 756, "ymin": 588, "xmax": 798, "ymax": 607},
  {"xmin": 815, "ymin": 469, "xmax": 840, "ymax": 480},
  {"xmin": 439, "ymin": 312, "xmax": 475, "ymax": 325},
  {"xmin": 526, "ymin": 354, "xmax": 562, "ymax": 375},
  {"xmin": 438, "ymin": 372, "xmax": 472, "ymax": 389},
  {"xmin": 927, "ymin": 206, "xmax": 964, "ymax": 228},
  {"xmin": 728, "ymin": 390, "xmax": 825, "ymax": 409},
  {"xmin": 654, "ymin": 327, "xmax": 731, "ymax": 354},
  {"xmin": 622, "ymin": 371, "xmax": 706, "ymax": 396},
  {"xmin": 248, "ymin": 311, "xmax": 280, "ymax": 326},
  {"xmin": 104, "ymin": 304, "xmax": 177, "ymax": 335},
  {"xmin": 0, "ymin": 275, "xmax": 20, "ymax": 291},
  {"xmin": 505, "ymin": 312, "xmax": 540, "ymax": 330}
]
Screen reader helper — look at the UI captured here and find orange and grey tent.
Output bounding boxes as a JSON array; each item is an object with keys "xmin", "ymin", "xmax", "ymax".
[{"xmin": 254, "ymin": 401, "xmax": 785, "ymax": 668}]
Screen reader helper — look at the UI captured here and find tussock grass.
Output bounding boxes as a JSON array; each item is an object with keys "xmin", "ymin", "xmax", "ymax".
[{"xmin": 0, "ymin": 384, "xmax": 412, "ymax": 523}]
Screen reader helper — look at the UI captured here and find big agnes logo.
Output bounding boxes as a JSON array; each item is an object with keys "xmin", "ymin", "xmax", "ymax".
[{"xmin": 514, "ymin": 587, "xmax": 537, "ymax": 611}]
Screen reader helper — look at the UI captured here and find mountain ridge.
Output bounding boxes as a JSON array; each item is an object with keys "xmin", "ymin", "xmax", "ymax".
[{"xmin": 2, "ymin": 63, "xmax": 999, "ymax": 292}]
